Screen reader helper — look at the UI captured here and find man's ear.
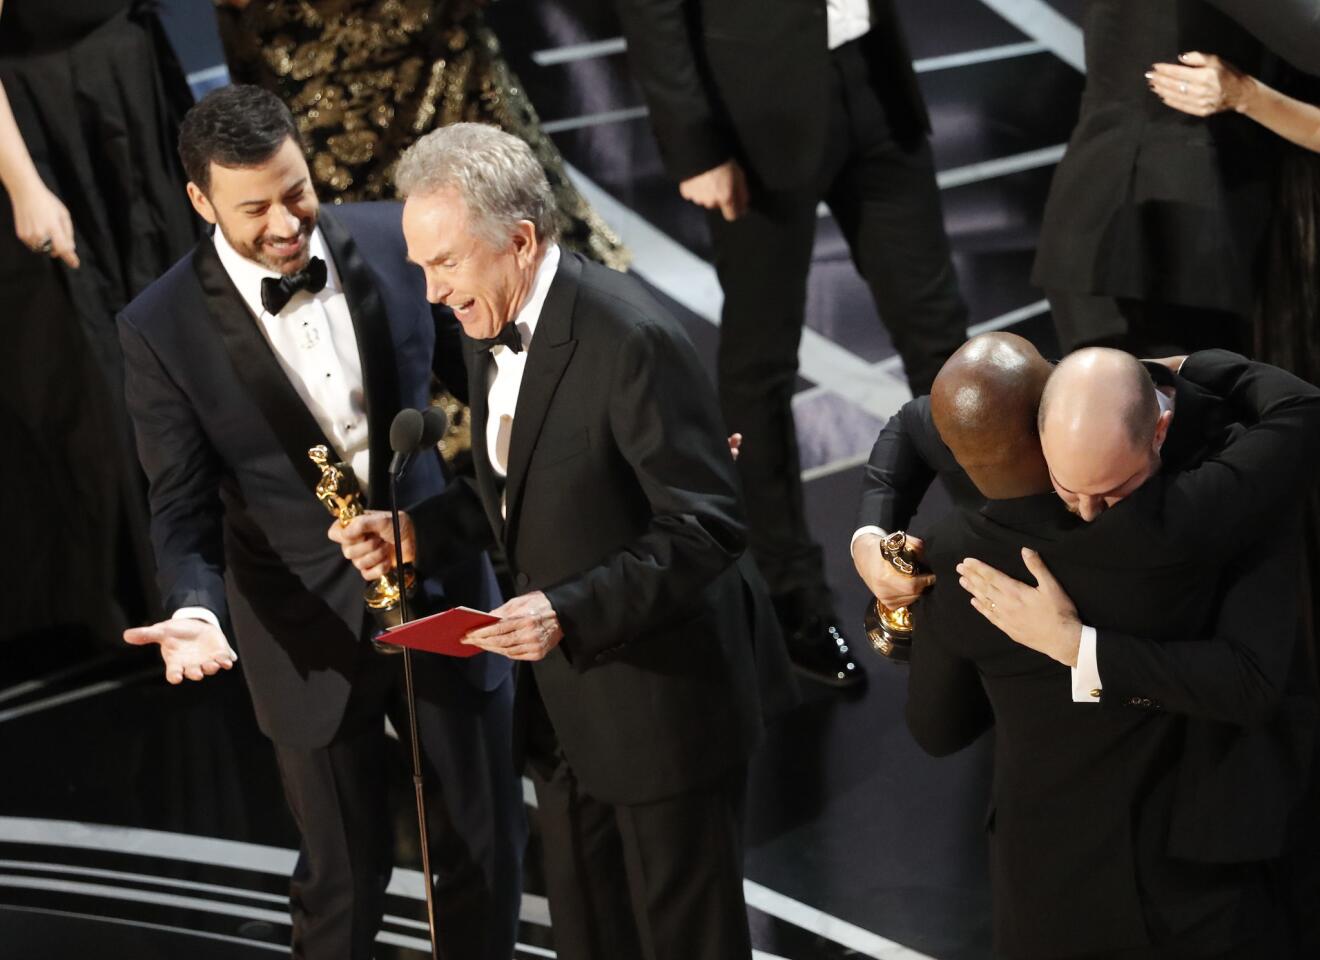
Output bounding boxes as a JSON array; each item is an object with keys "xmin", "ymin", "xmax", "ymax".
[
  {"xmin": 511, "ymin": 219, "xmax": 539, "ymax": 266},
  {"xmin": 186, "ymin": 182, "xmax": 218, "ymax": 225},
  {"xmin": 1151, "ymin": 408, "xmax": 1174, "ymax": 453}
]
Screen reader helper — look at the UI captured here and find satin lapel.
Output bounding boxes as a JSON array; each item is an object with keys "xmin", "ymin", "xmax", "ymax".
[
  {"xmin": 464, "ymin": 342, "xmax": 506, "ymax": 541},
  {"xmin": 502, "ymin": 254, "xmax": 582, "ymax": 538},
  {"xmin": 192, "ymin": 236, "xmax": 335, "ymax": 498},
  {"xmin": 319, "ymin": 210, "xmax": 400, "ymax": 506}
]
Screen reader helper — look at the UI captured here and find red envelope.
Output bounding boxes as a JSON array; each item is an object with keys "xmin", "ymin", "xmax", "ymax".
[{"xmin": 379, "ymin": 606, "xmax": 501, "ymax": 657}]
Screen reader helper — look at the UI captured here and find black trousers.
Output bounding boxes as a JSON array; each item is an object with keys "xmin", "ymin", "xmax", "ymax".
[
  {"xmin": 525, "ymin": 702, "xmax": 751, "ymax": 960},
  {"xmin": 709, "ymin": 37, "xmax": 966, "ymax": 599},
  {"xmin": 272, "ymin": 654, "xmax": 524, "ymax": 960}
]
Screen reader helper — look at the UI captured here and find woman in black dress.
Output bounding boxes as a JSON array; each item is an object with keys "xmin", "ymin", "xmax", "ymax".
[
  {"xmin": 1032, "ymin": 0, "xmax": 1277, "ymax": 355},
  {"xmin": 214, "ymin": 0, "xmax": 627, "ymax": 269},
  {"xmin": 1149, "ymin": 47, "xmax": 1320, "ymax": 955},
  {"xmin": 0, "ymin": 0, "xmax": 200, "ymax": 645}
]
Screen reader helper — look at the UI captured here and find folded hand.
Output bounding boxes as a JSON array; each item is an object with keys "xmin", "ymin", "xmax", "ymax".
[
  {"xmin": 328, "ymin": 509, "xmax": 415, "ymax": 580},
  {"xmin": 853, "ymin": 532, "xmax": 935, "ymax": 607}
]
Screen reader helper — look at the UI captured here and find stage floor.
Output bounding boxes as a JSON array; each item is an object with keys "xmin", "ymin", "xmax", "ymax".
[{"xmin": 0, "ymin": 1, "xmax": 1089, "ymax": 956}]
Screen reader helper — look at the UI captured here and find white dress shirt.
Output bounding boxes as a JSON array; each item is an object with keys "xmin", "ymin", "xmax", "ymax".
[
  {"xmin": 485, "ymin": 245, "xmax": 561, "ymax": 510},
  {"xmin": 827, "ymin": 0, "xmax": 872, "ymax": 50},
  {"xmin": 177, "ymin": 227, "xmax": 369, "ymax": 632}
]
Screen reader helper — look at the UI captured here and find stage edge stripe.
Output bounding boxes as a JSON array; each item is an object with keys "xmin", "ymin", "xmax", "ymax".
[
  {"xmin": 0, "ymin": 817, "xmax": 931, "ymax": 956},
  {"xmin": 0, "ymin": 903, "xmax": 287, "ymax": 953},
  {"xmin": 743, "ymin": 879, "xmax": 940, "ymax": 960}
]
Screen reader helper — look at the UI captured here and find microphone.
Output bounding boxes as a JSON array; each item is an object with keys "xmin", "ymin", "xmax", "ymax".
[
  {"xmin": 419, "ymin": 406, "xmax": 449, "ymax": 449},
  {"xmin": 380, "ymin": 403, "xmax": 446, "ymax": 960},
  {"xmin": 388, "ymin": 408, "xmax": 425, "ymax": 476}
]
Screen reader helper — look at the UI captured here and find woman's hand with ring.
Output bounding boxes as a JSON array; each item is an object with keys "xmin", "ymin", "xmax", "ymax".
[
  {"xmin": 1146, "ymin": 51, "xmax": 1253, "ymax": 119},
  {"xmin": 10, "ymin": 176, "xmax": 79, "ymax": 268}
]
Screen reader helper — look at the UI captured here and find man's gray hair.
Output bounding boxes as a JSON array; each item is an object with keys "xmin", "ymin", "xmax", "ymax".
[{"xmin": 393, "ymin": 123, "xmax": 561, "ymax": 248}]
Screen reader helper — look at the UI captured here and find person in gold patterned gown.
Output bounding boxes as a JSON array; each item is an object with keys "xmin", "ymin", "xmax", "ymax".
[{"xmin": 214, "ymin": 0, "xmax": 626, "ymax": 271}]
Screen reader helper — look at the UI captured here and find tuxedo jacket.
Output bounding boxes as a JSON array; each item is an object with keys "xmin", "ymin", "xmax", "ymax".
[
  {"xmin": 909, "ymin": 494, "xmax": 1280, "ymax": 958},
  {"xmin": 413, "ymin": 252, "xmax": 794, "ymax": 805},
  {"xmin": 614, "ymin": 0, "xmax": 930, "ymax": 189},
  {"xmin": 118, "ymin": 203, "xmax": 507, "ymax": 749}
]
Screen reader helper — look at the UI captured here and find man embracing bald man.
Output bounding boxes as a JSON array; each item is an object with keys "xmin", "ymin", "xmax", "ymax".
[{"xmin": 861, "ymin": 334, "xmax": 1320, "ymax": 957}]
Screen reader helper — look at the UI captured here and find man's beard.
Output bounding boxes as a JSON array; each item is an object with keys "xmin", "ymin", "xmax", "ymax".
[{"xmin": 223, "ymin": 214, "xmax": 317, "ymax": 274}]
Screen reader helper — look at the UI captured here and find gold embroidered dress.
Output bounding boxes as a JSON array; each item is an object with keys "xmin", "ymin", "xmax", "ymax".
[{"xmin": 219, "ymin": 0, "xmax": 627, "ymax": 269}]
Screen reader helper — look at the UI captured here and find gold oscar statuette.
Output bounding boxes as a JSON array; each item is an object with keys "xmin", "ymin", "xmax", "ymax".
[
  {"xmin": 863, "ymin": 530, "xmax": 919, "ymax": 663},
  {"xmin": 309, "ymin": 445, "xmax": 415, "ymax": 650}
]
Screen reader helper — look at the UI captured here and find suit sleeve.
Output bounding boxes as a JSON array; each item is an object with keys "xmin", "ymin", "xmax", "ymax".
[
  {"xmin": 614, "ymin": 0, "xmax": 737, "ymax": 181},
  {"xmin": 544, "ymin": 320, "xmax": 746, "ymax": 665},
  {"xmin": 1094, "ymin": 528, "xmax": 1302, "ymax": 726},
  {"xmin": 856, "ymin": 397, "xmax": 940, "ymax": 532},
  {"xmin": 904, "ymin": 594, "xmax": 994, "ymax": 756},
  {"xmin": 118, "ymin": 314, "xmax": 229, "ymax": 623},
  {"xmin": 1161, "ymin": 350, "xmax": 1320, "ymax": 550}
]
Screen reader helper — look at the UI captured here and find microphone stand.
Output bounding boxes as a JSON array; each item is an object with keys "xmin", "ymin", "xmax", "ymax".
[{"xmin": 389, "ymin": 457, "xmax": 439, "ymax": 960}]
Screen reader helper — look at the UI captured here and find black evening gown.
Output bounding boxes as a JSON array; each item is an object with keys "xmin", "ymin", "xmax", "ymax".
[
  {"xmin": 1032, "ymin": 0, "xmax": 1277, "ymax": 341},
  {"xmin": 0, "ymin": 0, "xmax": 201, "ymax": 645}
]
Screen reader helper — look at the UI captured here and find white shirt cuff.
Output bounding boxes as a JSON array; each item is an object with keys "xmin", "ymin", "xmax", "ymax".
[
  {"xmin": 1071, "ymin": 625, "xmax": 1101, "ymax": 702},
  {"xmin": 174, "ymin": 607, "xmax": 222, "ymax": 632},
  {"xmin": 850, "ymin": 525, "xmax": 889, "ymax": 555}
]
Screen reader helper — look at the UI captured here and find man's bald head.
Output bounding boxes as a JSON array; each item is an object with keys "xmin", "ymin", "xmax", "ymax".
[
  {"xmin": 1038, "ymin": 348, "xmax": 1170, "ymax": 521},
  {"xmin": 930, "ymin": 332, "xmax": 1053, "ymax": 499}
]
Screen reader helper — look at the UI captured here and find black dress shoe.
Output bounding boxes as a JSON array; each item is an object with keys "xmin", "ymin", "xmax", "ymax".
[{"xmin": 783, "ymin": 612, "xmax": 866, "ymax": 689}]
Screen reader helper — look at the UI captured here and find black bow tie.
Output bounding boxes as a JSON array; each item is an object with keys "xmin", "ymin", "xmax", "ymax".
[
  {"xmin": 260, "ymin": 257, "xmax": 328, "ymax": 315},
  {"xmin": 472, "ymin": 324, "xmax": 523, "ymax": 354}
]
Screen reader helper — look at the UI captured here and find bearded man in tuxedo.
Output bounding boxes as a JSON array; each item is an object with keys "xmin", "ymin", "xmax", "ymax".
[{"xmin": 117, "ymin": 85, "xmax": 523, "ymax": 960}]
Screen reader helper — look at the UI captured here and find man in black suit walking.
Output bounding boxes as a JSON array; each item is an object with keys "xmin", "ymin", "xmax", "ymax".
[
  {"xmin": 872, "ymin": 336, "xmax": 1320, "ymax": 956},
  {"xmin": 117, "ymin": 86, "xmax": 524, "ymax": 960},
  {"xmin": 612, "ymin": 0, "xmax": 968, "ymax": 685},
  {"xmin": 330, "ymin": 122, "xmax": 793, "ymax": 960}
]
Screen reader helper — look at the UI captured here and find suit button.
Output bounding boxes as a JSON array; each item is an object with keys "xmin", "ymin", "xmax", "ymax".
[{"xmin": 515, "ymin": 573, "xmax": 529, "ymax": 590}]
